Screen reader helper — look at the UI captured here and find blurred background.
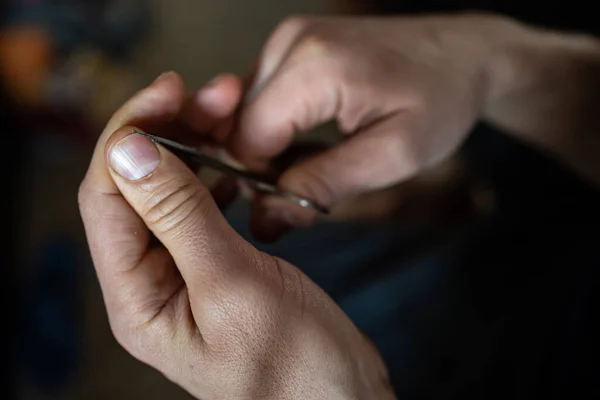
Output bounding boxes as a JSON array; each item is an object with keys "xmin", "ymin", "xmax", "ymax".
[{"xmin": 3, "ymin": 1, "xmax": 598, "ymax": 399}]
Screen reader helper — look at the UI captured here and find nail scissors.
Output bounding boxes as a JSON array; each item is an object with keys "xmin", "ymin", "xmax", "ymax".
[{"xmin": 133, "ymin": 129, "xmax": 329, "ymax": 214}]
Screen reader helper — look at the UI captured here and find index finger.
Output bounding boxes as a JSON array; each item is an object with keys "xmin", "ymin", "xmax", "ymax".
[{"xmin": 230, "ymin": 37, "xmax": 340, "ymax": 168}]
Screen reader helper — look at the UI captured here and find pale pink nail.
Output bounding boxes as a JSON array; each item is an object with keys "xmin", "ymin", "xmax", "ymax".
[
  {"xmin": 109, "ymin": 134, "xmax": 161, "ymax": 181},
  {"xmin": 153, "ymin": 71, "xmax": 176, "ymax": 85},
  {"xmin": 196, "ymin": 80, "xmax": 222, "ymax": 107}
]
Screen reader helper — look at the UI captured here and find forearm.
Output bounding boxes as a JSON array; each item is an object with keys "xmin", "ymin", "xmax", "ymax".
[{"xmin": 482, "ymin": 15, "xmax": 600, "ymax": 184}]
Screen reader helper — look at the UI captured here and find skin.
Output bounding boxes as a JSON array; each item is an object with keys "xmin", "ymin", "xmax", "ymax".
[
  {"xmin": 78, "ymin": 72, "xmax": 393, "ymax": 399},
  {"xmin": 79, "ymin": 13, "xmax": 600, "ymax": 399},
  {"xmin": 230, "ymin": 14, "xmax": 600, "ymax": 239}
]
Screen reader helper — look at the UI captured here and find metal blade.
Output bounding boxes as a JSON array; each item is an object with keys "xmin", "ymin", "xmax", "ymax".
[{"xmin": 132, "ymin": 129, "xmax": 329, "ymax": 214}]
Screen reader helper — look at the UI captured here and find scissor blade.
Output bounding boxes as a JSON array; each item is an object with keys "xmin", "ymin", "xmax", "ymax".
[
  {"xmin": 132, "ymin": 129, "xmax": 330, "ymax": 214},
  {"xmin": 133, "ymin": 129, "xmax": 279, "ymax": 191}
]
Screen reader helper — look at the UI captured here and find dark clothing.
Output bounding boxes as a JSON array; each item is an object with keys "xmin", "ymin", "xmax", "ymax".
[
  {"xmin": 227, "ymin": 123, "xmax": 600, "ymax": 399},
  {"xmin": 325, "ymin": 5, "xmax": 600, "ymax": 397}
]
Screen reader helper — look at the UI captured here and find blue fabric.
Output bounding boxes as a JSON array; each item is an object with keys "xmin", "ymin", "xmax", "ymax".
[{"xmin": 19, "ymin": 235, "xmax": 82, "ymax": 394}]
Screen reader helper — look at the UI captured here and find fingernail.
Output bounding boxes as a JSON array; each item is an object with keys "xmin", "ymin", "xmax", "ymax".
[
  {"xmin": 196, "ymin": 77, "xmax": 223, "ymax": 108},
  {"xmin": 110, "ymin": 134, "xmax": 161, "ymax": 181},
  {"xmin": 153, "ymin": 70, "xmax": 175, "ymax": 85},
  {"xmin": 205, "ymin": 74, "xmax": 223, "ymax": 88}
]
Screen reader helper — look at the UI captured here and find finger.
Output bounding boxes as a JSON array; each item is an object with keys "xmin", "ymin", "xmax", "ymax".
[
  {"xmin": 86, "ymin": 71, "xmax": 186, "ymax": 192},
  {"xmin": 181, "ymin": 74, "xmax": 243, "ymax": 143},
  {"xmin": 246, "ymin": 16, "xmax": 310, "ymax": 101},
  {"xmin": 251, "ymin": 113, "xmax": 423, "ymax": 239},
  {"xmin": 132, "ymin": 75, "xmax": 241, "ymax": 148},
  {"xmin": 180, "ymin": 74, "xmax": 243, "ymax": 211},
  {"xmin": 79, "ymin": 72, "xmax": 188, "ymax": 330},
  {"xmin": 105, "ymin": 128, "xmax": 259, "ymax": 327},
  {"xmin": 230, "ymin": 45, "xmax": 341, "ymax": 168}
]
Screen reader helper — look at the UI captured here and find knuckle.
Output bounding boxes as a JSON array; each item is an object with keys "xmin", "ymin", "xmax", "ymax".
[
  {"xmin": 287, "ymin": 36, "xmax": 349, "ymax": 87},
  {"xmin": 387, "ymin": 131, "xmax": 423, "ymax": 177},
  {"xmin": 291, "ymin": 33, "xmax": 333, "ymax": 60},
  {"xmin": 141, "ymin": 177, "xmax": 212, "ymax": 235}
]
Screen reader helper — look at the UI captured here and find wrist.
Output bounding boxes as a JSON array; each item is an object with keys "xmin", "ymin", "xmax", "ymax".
[
  {"xmin": 482, "ymin": 15, "xmax": 600, "ymax": 124},
  {"xmin": 417, "ymin": 12, "xmax": 535, "ymax": 118},
  {"xmin": 443, "ymin": 12, "xmax": 533, "ymax": 108},
  {"xmin": 476, "ymin": 14, "xmax": 600, "ymax": 183}
]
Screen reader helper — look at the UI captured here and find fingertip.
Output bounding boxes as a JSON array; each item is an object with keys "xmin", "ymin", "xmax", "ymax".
[
  {"xmin": 181, "ymin": 74, "xmax": 243, "ymax": 136},
  {"xmin": 227, "ymin": 116, "xmax": 285, "ymax": 170},
  {"xmin": 249, "ymin": 194, "xmax": 317, "ymax": 243},
  {"xmin": 89, "ymin": 73, "xmax": 188, "ymax": 196},
  {"xmin": 106, "ymin": 128, "xmax": 162, "ymax": 182},
  {"xmin": 105, "ymin": 126, "xmax": 140, "ymax": 153},
  {"xmin": 216, "ymin": 73, "xmax": 244, "ymax": 90},
  {"xmin": 195, "ymin": 74, "xmax": 243, "ymax": 117},
  {"xmin": 230, "ymin": 107, "xmax": 281, "ymax": 161},
  {"xmin": 228, "ymin": 80, "xmax": 301, "ymax": 165},
  {"xmin": 148, "ymin": 70, "xmax": 187, "ymax": 105},
  {"xmin": 152, "ymin": 70, "xmax": 182, "ymax": 86},
  {"xmin": 103, "ymin": 71, "xmax": 187, "ymax": 140}
]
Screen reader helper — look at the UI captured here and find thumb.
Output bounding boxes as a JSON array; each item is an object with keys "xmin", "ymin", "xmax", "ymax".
[
  {"xmin": 105, "ymin": 127, "xmax": 256, "ymax": 315},
  {"xmin": 251, "ymin": 113, "xmax": 422, "ymax": 240}
]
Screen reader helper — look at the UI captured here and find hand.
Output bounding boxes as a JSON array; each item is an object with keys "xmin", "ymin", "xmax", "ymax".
[
  {"xmin": 227, "ymin": 13, "xmax": 600, "ymax": 239},
  {"xmin": 224, "ymin": 14, "xmax": 515, "ymax": 239},
  {"xmin": 78, "ymin": 72, "xmax": 394, "ymax": 400}
]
